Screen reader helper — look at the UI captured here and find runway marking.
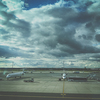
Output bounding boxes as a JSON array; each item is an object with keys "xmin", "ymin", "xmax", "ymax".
[
  {"xmin": 63, "ymin": 80, "xmax": 65, "ymax": 93},
  {"xmin": 61, "ymin": 93, "xmax": 66, "ymax": 98},
  {"xmin": 0, "ymin": 94, "xmax": 100, "ymax": 99},
  {"xmin": 61, "ymin": 80, "xmax": 66, "ymax": 97}
]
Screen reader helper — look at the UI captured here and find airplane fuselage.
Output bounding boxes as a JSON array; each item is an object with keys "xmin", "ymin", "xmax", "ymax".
[
  {"xmin": 6, "ymin": 72, "xmax": 24, "ymax": 79},
  {"xmin": 62, "ymin": 73, "xmax": 66, "ymax": 80}
]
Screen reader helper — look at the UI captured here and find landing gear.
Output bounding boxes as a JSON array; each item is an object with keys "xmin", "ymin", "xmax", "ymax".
[{"xmin": 59, "ymin": 78, "xmax": 61, "ymax": 81}]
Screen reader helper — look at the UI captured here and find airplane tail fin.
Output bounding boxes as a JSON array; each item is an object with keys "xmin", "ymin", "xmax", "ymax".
[
  {"xmin": 23, "ymin": 69, "xmax": 25, "ymax": 72},
  {"xmin": 22, "ymin": 69, "xmax": 25, "ymax": 75}
]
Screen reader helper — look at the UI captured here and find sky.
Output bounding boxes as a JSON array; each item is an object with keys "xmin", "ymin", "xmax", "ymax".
[{"xmin": 0, "ymin": 0, "xmax": 100, "ymax": 68}]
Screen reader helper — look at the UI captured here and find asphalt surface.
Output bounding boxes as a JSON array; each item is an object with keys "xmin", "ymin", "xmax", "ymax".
[
  {"xmin": 0, "ymin": 71, "xmax": 100, "ymax": 100},
  {"xmin": 0, "ymin": 92, "xmax": 100, "ymax": 100}
]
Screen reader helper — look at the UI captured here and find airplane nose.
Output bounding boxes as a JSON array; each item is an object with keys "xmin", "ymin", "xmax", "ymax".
[
  {"xmin": 6, "ymin": 75, "xmax": 9, "ymax": 78},
  {"xmin": 22, "ymin": 73, "xmax": 24, "ymax": 75},
  {"xmin": 63, "ymin": 76, "xmax": 66, "ymax": 79},
  {"xmin": 6, "ymin": 75, "xmax": 8, "ymax": 78}
]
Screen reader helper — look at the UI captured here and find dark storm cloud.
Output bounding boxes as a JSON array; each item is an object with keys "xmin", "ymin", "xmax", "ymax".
[
  {"xmin": 0, "ymin": 1, "xmax": 6, "ymax": 9},
  {"xmin": 88, "ymin": 15, "xmax": 100, "ymax": 30},
  {"xmin": 57, "ymin": 34, "xmax": 99, "ymax": 54},
  {"xmin": 47, "ymin": 7, "xmax": 95, "ymax": 25},
  {"xmin": 46, "ymin": 7, "xmax": 77, "ymax": 27},
  {"xmin": 48, "ymin": 50, "xmax": 72, "ymax": 57},
  {"xmin": 0, "ymin": 11, "xmax": 15, "ymax": 24},
  {"xmin": 43, "ymin": 37, "xmax": 57, "ymax": 48},
  {"xmin": 0, "ymin": 0, "xmax": 100, "ymax": 63},
  {"xmin": 0, "ymin": 46, "xmax": 18, "ymax": 58},
  {"xmin": 85, "ymin": 22, "xmax": 95, "ymax": 33},
  {"xmin": 0, "ymin": 45, "xmax": 26, "ymax": 58},
  {"xmin": 6, "ymin": 19, "xmax": 31, "ymax": 38},
  {"xmin": 91, "ymin": 54, "xmax": 100, "ymax": 59},
  {"xmin": 95, "ymin": 34, "xmax": 100, "ymax": 42},
  {"xmin": 0, "ymin": 29, "xmax": 8, "ymax": 34},
  {"xmin": 0, "ymin": 1, "xmax": 31, "ymax": 38},
  {"xmin": 19, "ymin": 1, "xmax": 100, "ymax": 59},
  {"xmin": 34, "ymin": 6, "xmax": 100, "ymax": 57},
  {"xmin": 78, "ymin": 34, "xmax": 93, "ymax": 40}
]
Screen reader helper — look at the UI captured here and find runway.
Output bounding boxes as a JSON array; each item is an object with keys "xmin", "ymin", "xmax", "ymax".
[{"xmin": 0, "ymin": 70, "xmax": 100, "ymax": 99}]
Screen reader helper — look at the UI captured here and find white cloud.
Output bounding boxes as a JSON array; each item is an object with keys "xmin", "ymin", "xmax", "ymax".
[
  {"xmin": 2, "ymin": 0, "xmax": 24, "ymax": 12},
  {"xmin": 0, "ymin": 0, "xmax": 100, "ymax": 68},
  {"xmin": 87, "ymin": 0, "xmax": 100, "ymax": 13}
]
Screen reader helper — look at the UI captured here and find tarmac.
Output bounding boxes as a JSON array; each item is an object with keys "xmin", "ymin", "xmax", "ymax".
[
  {"xmin": 0, "ymin": 71, "xmax": 100, "ymax": 94},
  {"xmin": 0, "ymin": 92, "xmax": 100, "ymax": 100}
]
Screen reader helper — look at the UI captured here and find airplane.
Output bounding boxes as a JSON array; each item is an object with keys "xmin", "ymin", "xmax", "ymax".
[
  {"xmin": 62, "ymin": 72, "xmax": 97, "ymax": 81},
  {"xmin": 58, "ymin": 61, "xmax": 68, "ymax": 81},
  {"xmin": 58, "ymin": 71, "xmax": 97, "ymax": 81},
  {"xmin": 59, "ymin": 73, "xmax": 67, "ymax": 81},
  {"xmin": 6, "ymin": 69, "xmax": 25, "ymax": 80}
]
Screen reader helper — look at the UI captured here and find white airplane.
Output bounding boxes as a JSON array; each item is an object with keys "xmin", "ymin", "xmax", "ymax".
[
  {"xmin": 58, "ymin": 61, "xmax": 68, "ymax": 81},
  {"xmin": 62, "ymin": 73, "xmax": 67, "ymax": 79},
  {"xmin": 6, "ymin": 70, "xmax": 25, "ymax": 80},
  {"xmin": 59, "ymin": 73, "xmax": 67, "ymax": 81}
]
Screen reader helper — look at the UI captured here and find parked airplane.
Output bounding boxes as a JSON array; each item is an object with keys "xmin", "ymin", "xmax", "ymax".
[
  {"xmin": 59, "ymin": 61, "xmax": 67, "ymax": 81},
  {"xmin": 59, "ymin": 73, "xmax": 67, "ymax": 81},
  {"xmin": 59, "ymin": 72, "xmax": 96, "ymax": 81},
  {"xmin": 6, "ymin": 69, "xmax": 25, "ymax": 80}
]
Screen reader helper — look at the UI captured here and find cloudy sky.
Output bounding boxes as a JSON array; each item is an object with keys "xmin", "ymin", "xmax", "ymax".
[{"xmin": 0, "ymin": 0, "xmax": 100, "ymax": 68}]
